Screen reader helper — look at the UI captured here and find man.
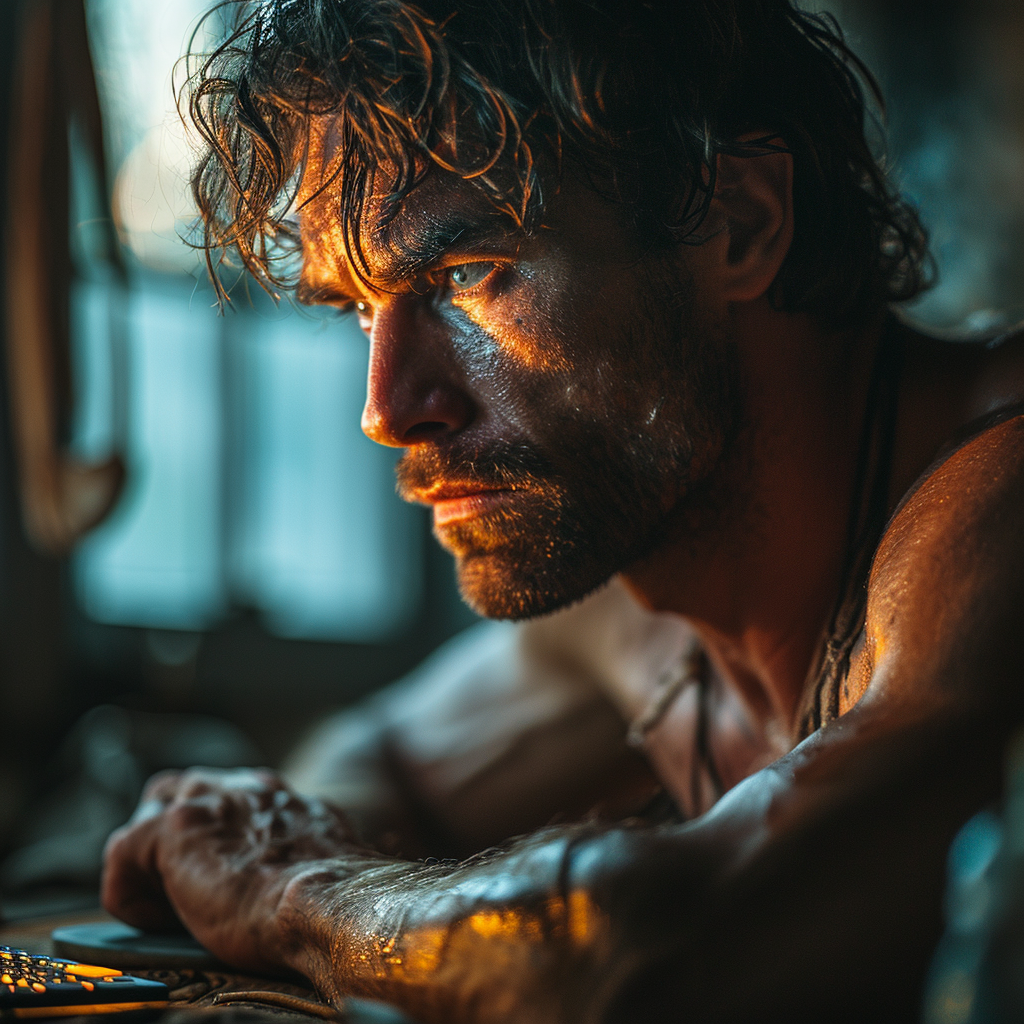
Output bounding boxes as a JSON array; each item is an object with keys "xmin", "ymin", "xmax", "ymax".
[{"xmin": 102, "ymin": 0, "xmax": 1024, "ymax": 1019}]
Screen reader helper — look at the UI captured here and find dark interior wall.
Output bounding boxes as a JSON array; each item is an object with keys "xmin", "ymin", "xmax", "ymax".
[
  {"xmin": 826, "ymin": 0, "xmax": 1024, "ymax": 326},
  {"xmin": 0, "ymin": 0, "xmax": 69, "ymax": 857},
  {"xmin": 63, "ymin": 529, "xmax": 478, "ymax": 770}
]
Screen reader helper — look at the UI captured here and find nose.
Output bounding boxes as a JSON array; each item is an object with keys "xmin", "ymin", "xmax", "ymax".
[{"xmin": 360, "ymin": 296, "xmax": 476, "ymax": 448}]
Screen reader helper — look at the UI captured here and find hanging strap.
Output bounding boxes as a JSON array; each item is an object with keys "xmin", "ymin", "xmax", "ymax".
[{"xmin": 798, "ymin": 320, "xmax": 906, "ymax": 738}]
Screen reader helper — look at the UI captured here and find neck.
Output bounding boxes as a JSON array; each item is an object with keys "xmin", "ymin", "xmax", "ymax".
[{"xmin": 620, "ymin": 301, "xmax": 886, "ymax": 738}]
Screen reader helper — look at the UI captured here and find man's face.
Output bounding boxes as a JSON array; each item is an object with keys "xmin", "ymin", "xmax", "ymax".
[{"xmin": 298, "ymin": 167, "xmax": 740, "ymax": 619}]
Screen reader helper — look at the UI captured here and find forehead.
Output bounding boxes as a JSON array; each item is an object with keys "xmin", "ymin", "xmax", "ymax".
[
  {"xmin": 301, "ymin": 172, "xmax": 504, "ymax": 259},
  {"xmin": 295, "ymin": 123, "xmax": 649, "ymax": 302},
  {"xmin": 296, "ymin": 123, "xmax": 522, "ymax": 290}
]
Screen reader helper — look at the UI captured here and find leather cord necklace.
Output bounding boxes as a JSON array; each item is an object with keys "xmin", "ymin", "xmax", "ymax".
[{"xmin": 627, "ymin": 639, "xmax": 724, "ymax": 818}]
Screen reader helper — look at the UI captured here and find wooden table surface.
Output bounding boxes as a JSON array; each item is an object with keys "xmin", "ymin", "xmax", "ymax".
[
  {"xmin": 0, "ymin": 908, "xmax": 112, "ymax": 956},
  {"xmin": 0, "ymin": 909, "xmax": 413, "ymax": 1023}
]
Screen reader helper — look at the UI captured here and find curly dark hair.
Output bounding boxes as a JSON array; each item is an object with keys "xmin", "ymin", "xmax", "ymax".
[{"xmin": 185, "ymin": 0, "xmax": 932, "ymax": 327}]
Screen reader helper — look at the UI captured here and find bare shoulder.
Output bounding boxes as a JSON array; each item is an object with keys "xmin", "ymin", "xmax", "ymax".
[
  {"xmin": 880, "ymin": 407, "xmax": 1024, "ymax": 570},
  {"xmin": 859, "ymin": 409, "xmax": 1024, "ymax": 712}
]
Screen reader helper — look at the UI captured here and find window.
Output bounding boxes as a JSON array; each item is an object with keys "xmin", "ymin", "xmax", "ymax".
[{"xmin": 74, "ymin": 0, "xmax": 422, "ymax": 643}]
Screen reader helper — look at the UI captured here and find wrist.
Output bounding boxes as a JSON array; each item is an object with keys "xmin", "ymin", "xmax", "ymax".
[{"xmin": 274, "ymin": 857, "xmax": 374, "ymax": 997}]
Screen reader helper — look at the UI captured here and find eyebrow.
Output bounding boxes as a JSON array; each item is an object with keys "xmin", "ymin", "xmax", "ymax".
[
  {"xmin": 372, "ymin": 208, "xmax": 519, "ymax": 283},
  {"xmin": 295, "ymin": 206, "xmax": 521, "ymax": 304}
]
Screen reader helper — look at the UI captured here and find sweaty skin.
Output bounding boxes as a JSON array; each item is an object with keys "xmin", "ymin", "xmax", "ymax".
[{"xmin": 102, "ymin": 143, "xmax": 1024, "ymax": 1021}]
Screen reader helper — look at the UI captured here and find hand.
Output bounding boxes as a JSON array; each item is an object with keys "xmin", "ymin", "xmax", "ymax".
[{"xmin": 101, "ymin": 767, "xmax": 364, "ymax": 974}]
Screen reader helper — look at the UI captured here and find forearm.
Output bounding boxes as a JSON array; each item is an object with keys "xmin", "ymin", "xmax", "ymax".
[
  {"xmin": 277, "ymin": 827, "xmax": 636, "ymax": 1024},
  {"xmin": 104, "ymin": 667, "xmax": 1010, "ymax": 1022},
  {"xmin": 275, "ymin": 708, "xmax": 1006, "ymax": 1024}
]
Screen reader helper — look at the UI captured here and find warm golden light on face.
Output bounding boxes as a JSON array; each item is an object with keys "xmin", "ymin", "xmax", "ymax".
[
  {"xmin": 296, "ymin": 145, "xmax": 737, "ymax": 622},
  {"xmin": 296, "ymin": 146, "xmax": 571, "ymax": 373},
  {"xmin": 448, "ymin": 285, "xmax": 573, "ymax": 375}
]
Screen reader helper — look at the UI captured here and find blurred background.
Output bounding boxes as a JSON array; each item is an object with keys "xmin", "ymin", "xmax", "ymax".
[{"xmin": 0, "ymin": 0, "xmax": 1022, "ymax": 916}]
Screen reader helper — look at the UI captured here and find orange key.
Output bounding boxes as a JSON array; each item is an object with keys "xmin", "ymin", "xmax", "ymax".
[{"xmin": 58, "ymin": 964, "xmax": 121, "ymax": 978}]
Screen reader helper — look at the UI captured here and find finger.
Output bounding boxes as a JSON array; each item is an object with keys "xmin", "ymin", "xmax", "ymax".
[
  {"xmin": 173, "ymin": 767, "xmax": 284, "ymax": 804},
  {"xmin": 162, "ymin": 783, "xmax": 270, "ymax": 837},
  {"xmin": 141, "ymin": 768, "xmax": 184, "ymax": 804},
  {"xmin": 163, "ymin": 789, "xmax": 251, "ymax": 833},
  {"xmin": 271, "ymin": 787, "xmax": 312, "ymax": 813},
  {"xmin": 130, "ymin": 798, "xmax": 169, "ymax": 826},
  {"xmin": 101, "ymin": 819, "xmax": 182, "ymax": 933},
  {"xmin": 227, "ymin": 767, "xmax": 289, "ymax": 800},
  {"xmin": 251, "ymin": 767, "xmax": 284, "ymax": 789}
]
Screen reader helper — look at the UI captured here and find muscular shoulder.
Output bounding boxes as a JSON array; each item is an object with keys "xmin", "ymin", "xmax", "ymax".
[{"xmin": 855, "ymin": 411, "xmax": 1024, "ymax": 714}]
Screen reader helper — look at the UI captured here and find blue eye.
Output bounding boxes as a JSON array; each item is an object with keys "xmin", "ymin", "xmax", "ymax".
[{"xmin": 448, "ymin": 263, "xmax": 494, "ymax": 291}]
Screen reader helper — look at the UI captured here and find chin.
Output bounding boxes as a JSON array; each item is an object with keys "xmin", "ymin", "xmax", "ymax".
[
  {"xmin": 453, "ymin": 548, "xmax": 617, "ymax": 621},
  {"xmin": 433, "ymin": 481, "xmax": 680, "ymax": 620}
]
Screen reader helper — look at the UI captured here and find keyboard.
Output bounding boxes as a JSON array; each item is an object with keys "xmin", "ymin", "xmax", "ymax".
[{"xmin": 0, "ymin": 946, "xmax": 169, "ymax": 1017}]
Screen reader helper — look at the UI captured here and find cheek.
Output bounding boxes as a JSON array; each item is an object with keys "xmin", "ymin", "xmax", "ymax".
[
  {"xmin": 446, "ymin": 265, "xmax": 675, "ymax": 440},
  {"xmin": 445, "ymin": 308, "xmax": 504, "ymax": 378},
  {"xmin": 453, "ymin": 266, "xmax": 577, "ymax": 374}
]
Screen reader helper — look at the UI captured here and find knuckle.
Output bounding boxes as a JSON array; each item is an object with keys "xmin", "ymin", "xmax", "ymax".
[
  {"xmin": 253, "ymin": 767, "xmax": 284, "ymax": 788},
  {"xmin": 178, "ymin": 771, "xmax": 217, "ymax": 799},
  {"xmin": 166, "ymin": 798, "xmax": 217, "ymax": 830},
  {"xmin": 271, "ymin": 787, "xmax": 303, "ymax": 812},
  {"xmin": 142, "ymin": 768, "xmax": 182, "ymax": 801},
  {"xmin": 130, "ymin": 798, "xmax": 167, "ymax": 826},
  {"xmin": 103, "ymin": 812, "xmax": 160, "ymax": 861}
]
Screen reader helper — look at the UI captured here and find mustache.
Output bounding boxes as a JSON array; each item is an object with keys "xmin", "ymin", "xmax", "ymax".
[{"xmin": 395, "ymin": 440, "xmax": 554, "ymax": 497}]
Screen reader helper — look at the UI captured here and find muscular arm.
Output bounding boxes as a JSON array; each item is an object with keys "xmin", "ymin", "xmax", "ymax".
[
  {"xmin": 273, "ymin": 719, "xmax": 1004, "ymax": 1022},
  {"xmin": 103, "ymin": 421, "xmax": 1024, "ymax": 1022},
  {"xmin": 281, "ymin": 580, "xmax": 683, "ymax": 857}
]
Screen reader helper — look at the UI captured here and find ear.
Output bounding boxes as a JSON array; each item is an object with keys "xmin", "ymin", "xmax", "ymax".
[{"xmin": 706, "ymin": 142, "xmax": 794, "ymax": 304}]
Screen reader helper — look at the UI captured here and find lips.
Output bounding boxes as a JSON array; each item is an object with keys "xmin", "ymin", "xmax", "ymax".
[{"xmin": 411, "ymin": 485, "xmax": 516, "ymax": 525}]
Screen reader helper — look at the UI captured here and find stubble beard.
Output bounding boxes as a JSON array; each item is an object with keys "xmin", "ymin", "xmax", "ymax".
[{"xmin": 396, "ymin": 269, "xmax": 742, "ymax": 620}]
